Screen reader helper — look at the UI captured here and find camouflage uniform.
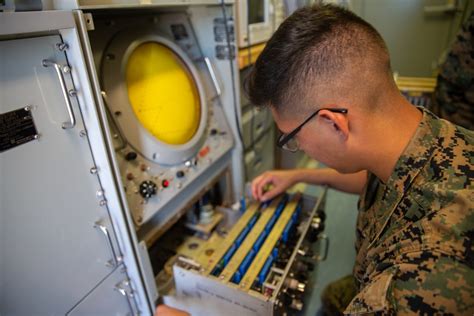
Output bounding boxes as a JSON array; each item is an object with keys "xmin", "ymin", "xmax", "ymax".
[
  {"xmin": 344, "ymin": 108, "xmax": 474, "ymax": 315},
  {"xmin": 431, "ymin": 12, "xmax": 474, "ymax": 130}
]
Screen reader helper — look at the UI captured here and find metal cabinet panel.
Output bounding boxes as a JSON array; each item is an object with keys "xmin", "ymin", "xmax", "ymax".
[
  {"xmin": 67, "ymin": 264, "xmax": 138, "ymax": 316},
  {"xmin": 244, "ymin": 128, "xmax": 275, "ymax": 181},
  {"xmin": 0, "ymin": 35, "xmax": 122, "ymax": 314},
  {"xmin": 242, "ymin": 106, "xmax": 273, "ymax": 150}
]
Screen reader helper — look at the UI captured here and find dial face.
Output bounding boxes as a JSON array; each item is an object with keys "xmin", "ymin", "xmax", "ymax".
[{"xmin": 126, "ymin": 42, "xmax": 201, "ymax": 145}]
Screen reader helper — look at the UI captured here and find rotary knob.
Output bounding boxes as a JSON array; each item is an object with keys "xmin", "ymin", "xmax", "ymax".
[
  {"xmin": 125, "ymin": 151, "xmax": 137, "ymax": 161},
  {"xmin": 139, "ymin": 180, "xmax": 157, "ymax": 199}
]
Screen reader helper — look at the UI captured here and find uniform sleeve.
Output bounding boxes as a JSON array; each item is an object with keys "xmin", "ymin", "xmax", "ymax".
[{"xmin": 344, "ymin": 251, "xmax": 474, "ymax": 315}]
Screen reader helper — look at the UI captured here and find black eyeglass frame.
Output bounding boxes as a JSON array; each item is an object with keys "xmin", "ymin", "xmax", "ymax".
[{"xmin": 276, "ymin": 108, "xmax": 349, "ymax": 150}]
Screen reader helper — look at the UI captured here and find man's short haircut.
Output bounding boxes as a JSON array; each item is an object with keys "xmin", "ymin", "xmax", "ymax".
[{"xmin": 245, "ymin": 4, "xmax": 391, "ymax": 115}]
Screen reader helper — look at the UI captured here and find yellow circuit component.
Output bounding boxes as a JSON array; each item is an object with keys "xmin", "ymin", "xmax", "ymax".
[
  {"xmin": 242, "ymin": 193, "xmax": 301, "ymax": 291},
  {"xmin": 203, "ymin": 202, "xmax": 260, "ymax": 274},
  {"xmin": 126, "ymin": 42, "xmax": 201, "ymax": 145},
  {"xmin": 219, "ymin": 199, "xmax": 280, "ymax": 282}
]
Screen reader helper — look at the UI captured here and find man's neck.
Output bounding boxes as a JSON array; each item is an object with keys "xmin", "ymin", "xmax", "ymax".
[{"xmin": 367, "ymin": 99, "xmax": 423, "ymax": 184}]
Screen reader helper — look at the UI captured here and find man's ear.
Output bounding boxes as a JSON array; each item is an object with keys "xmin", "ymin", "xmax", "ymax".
[{"xmin": 318, "ymin": 109, "xmax": 349, "ymax": 140}]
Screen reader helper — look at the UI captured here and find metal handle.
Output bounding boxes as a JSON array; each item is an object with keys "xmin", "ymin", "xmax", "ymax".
[
  {"xmin": 115, "ymin": 280, "xmax": 136, "ymax": 316},
  {"xmin": 315, "ymin": 234, "xmax": 329, "ymax": 261},
  {"xmin": 42, "ymin": 59, "xmax": 76, "ymax": 129},
  {"xmin": 204, "ymin": 57, "xmax": 222, "ymax": 97},
  {"xmin": 94, "ymin": 221, "xmax": 119, "ymax": 268}
]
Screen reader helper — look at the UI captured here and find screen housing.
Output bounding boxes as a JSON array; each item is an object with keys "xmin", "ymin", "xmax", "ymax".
[{"xmin": 236, "ymin": 0, "xmax": 274, "ymax": 48}]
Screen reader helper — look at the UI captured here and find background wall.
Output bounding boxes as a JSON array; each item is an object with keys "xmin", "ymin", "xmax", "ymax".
[{"xmin": 349, "ymin": 0, "xmax": 473, "ymax": 77}]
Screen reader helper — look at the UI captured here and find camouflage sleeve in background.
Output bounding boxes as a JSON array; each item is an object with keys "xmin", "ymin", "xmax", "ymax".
[{"xmin": 431, "ymin": 11, "xmax": 474, "ymax": 130}]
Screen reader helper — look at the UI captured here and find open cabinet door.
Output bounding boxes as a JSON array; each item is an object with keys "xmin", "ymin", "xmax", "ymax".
[{"xmin": 0, "ymin": 11, "xmax": 150, "ymax": 315}]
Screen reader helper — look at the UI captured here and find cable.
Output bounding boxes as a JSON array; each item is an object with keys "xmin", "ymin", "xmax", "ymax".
[
  {"xmin": 220, "ymin": 0, "xmax": 245, "ymax": 148},
  {"xmin": 246, "ymin": 0, "xmax": 257, "ymax": 157}
]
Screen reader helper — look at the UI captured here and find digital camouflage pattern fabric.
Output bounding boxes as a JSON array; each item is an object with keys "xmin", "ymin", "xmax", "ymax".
[
  {"xmin": 431, "ymin": 12, "xmax": 474, "ymax": 131},
  {"xmin": 345, "ymin": 108, "xmax": 474, "ymax": 315}
]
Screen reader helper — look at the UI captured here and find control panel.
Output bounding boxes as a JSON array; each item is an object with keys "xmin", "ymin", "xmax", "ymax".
[
  {"xmin": 115, "ymin": 102, "xmax": 233, "ymax": 226},
  {"xmin": 170, "ymin": 191, "xmax": 328, "ymax": 315}
]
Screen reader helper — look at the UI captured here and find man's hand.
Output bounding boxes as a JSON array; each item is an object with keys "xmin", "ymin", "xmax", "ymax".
[
  {"xmin": 155, "ymin": 305, "xmax": 190, "ymax": 316},
  {"xmin": 251, "ymin": 170, "xmax": 300, "ymax": 201}
]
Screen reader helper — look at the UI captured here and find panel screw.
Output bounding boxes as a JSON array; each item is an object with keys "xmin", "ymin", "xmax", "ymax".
[
  {"xmin": 56, "ymin": 42, "xmax": 69, "ymax": 51},
  {"xmin": 90, "ymin": 167, "xmax": 98, "ymax": 174},
  {"xmin": 99, "ymin": 199, "xmax": 107, "ymax": 206},
  {"xmin": 79, "ymin": 130, "xmax": 87, "ymax": 137},
  {"xmin": 63, "ymin": 65, "xmax": 71, "ymax": 73},
  {"xmin": 24, "ymin": 105, "xmax": 32, "ymax": 111}
]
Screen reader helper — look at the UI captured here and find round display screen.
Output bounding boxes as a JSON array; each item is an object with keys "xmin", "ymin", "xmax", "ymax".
[{"xmin": 126, "ymin": 42, "xmax": 201, "ymax": 145}]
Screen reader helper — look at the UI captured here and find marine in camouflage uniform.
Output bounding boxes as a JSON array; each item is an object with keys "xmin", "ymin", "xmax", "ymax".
[
  {"xmin": 342, "ymin": 108, "xmax": 474, "ymax": 315},
  {"xmin": 431, "ymin": 12, "xmax": 474, "ymax": 130}
]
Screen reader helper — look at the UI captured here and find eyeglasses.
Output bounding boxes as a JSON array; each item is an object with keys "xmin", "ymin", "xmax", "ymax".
[{"xmin": 277, "ymin": 108, "xmax": 348, "ymax": 152}]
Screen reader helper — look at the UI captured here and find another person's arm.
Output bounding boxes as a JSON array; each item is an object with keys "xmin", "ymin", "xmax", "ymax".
[{"xmin": 252, "ymin": 168, "xmax": 367, "ymax": 201}]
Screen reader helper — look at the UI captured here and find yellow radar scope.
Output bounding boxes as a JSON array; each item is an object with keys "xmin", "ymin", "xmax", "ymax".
[{"xmin": 126, "ymin": 42, "xmax": 201, "ymax": 145}]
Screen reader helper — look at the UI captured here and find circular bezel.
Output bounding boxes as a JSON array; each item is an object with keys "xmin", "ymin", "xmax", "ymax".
[{"xmin": 101, "ymin": 30, "xmax": 208, "ymax": 165}]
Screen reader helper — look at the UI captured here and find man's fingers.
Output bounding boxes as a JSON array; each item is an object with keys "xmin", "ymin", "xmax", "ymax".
[
  {"xmin": 251, "ymin": 174, "xmax": 264, "ymax": 199},
  {"xmin": 256, "ymin": 174, "xmax": 273, "ymax": 201}
]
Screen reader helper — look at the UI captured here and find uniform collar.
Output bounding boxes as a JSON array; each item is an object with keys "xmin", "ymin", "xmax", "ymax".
[{"xmin": 368, "ymin": 107, "xmax": 439, "ymax": 248}]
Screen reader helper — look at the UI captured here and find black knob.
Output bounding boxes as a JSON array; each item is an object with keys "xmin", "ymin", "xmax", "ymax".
[
  {"xmin": 176, "ymin": 170, "xmax": 185, "ymax": 178},
  {"xmin": 139, "ymin": 180, "xmax": 157, "ymax": 199},
  {"xmin": 280, "ymin": 292, "xmax": 293, "ymax": 306},
  {"xmin": 308, "ymin": 229, "xmax": 318, "ymax": 243},
  {"xmin": 125, "ymin": 151, "xmax": 138, "ymax": 161},
  {"xmin": 316, "ymin": 210, "xmax": 326, "ymax": 221},
  {"xmin": 210, "ymin": 128, "xmax": 218, "ymax": 135},
  {"xmin": 294, "ymin": 261, "xmax": 311, "ymax": 274}
]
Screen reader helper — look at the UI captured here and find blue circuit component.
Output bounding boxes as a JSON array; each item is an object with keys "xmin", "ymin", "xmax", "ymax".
[
  {"xmin": 222, "ymin": 244, "xmax": 237, "ymax": 265},
  {"xmin": 235, "ymin": 223, "xmax": 251, "ymax": 247},
  {"xmin": 238, "ymin": 249, "xmax": 256, "ymax": 276},
  {"xmin": 282, "ymin": 202, "xmax": 302, "ymax": 243},
  {"xmin": 231, "ymin": 195, "xmax": 289, "ymax": 283},
  {"xmin": 232, "ymin": 272, "xmax": 241, "ymax": 283},
  {"xmin": 258, "ymin": 248, "xmax": 278, "ymax": 285},
  {"xmin": 211, "ymin": 199, "xmax": 273, "ymax": 277}
]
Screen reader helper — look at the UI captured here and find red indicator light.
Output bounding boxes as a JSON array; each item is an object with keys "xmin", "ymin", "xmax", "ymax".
[
  {"xmin": 162, "ymin": 180, "xmax": 170, "ymax": 188},
  {"xmin": 199, "ymin": 146, "xmax": 210, "ymax": 158}
]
